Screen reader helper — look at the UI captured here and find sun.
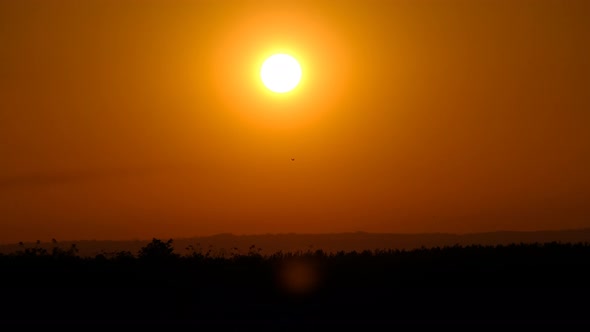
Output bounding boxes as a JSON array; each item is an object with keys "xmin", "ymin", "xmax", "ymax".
[{"xmin": 260, "ymin": 54, "xmax": 302, "ymax": 93}]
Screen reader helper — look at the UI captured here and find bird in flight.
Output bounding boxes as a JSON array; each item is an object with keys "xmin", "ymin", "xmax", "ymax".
[{"xmin": 290, "ymin": 158, "xmax": 295, "ymax": 162}]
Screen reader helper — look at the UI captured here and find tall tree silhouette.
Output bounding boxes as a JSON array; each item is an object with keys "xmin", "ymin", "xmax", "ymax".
[{"xmin": 137, "ymin": 238, "xmax": 178, "ymax": 261}]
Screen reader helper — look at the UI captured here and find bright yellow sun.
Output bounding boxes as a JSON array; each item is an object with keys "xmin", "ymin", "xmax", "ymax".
[{"xmin": 260, "ymin": 54, "xmax": 302, "ymax": 93}]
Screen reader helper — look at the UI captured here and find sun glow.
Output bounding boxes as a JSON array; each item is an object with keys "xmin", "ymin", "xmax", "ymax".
[{"xmin": 260, "ymin": 54, "xmax": 302, "ymax": 93}]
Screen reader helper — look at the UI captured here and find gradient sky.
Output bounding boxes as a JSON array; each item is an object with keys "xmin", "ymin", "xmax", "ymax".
[{"xmin": 1, "ymin": 0, "xmax": 589, "ymax": 242}]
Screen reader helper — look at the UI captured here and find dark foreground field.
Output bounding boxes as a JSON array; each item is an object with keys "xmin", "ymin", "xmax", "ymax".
[{"xmin": 1, "ymin": 240, "xmax": 590, "ymax": 327}]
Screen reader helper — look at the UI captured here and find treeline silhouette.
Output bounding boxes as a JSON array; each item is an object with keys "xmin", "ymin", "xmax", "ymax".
[{"xmin": 1, "ymin": 239, "xmax": 589, "ymax": 325}]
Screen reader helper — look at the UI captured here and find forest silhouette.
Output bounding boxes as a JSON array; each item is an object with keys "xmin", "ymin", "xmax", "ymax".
[{"xmin": 1, "ymin": 238, "xmax": 590, "ymax": 326}]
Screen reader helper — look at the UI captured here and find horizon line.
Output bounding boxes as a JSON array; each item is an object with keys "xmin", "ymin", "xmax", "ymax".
[{"xmin": 2, "ymin": 227, "xmax": 590, "ymax": 245}]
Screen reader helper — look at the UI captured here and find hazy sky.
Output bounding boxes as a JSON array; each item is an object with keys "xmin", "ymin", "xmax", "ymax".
[{"xmin": 1, "ymin": 0, "xmax": 589, "ymax": 242}]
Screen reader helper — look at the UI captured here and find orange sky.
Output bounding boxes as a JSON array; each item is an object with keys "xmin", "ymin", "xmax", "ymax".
[{"xmin": 1, "ymin": 0, "xmax": 589, "ymax": 242}]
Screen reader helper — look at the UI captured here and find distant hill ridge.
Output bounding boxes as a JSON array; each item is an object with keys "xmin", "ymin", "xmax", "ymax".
[{"xmin": 2, "ymin": 228, "xmax": 590, "ymax": 257}]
